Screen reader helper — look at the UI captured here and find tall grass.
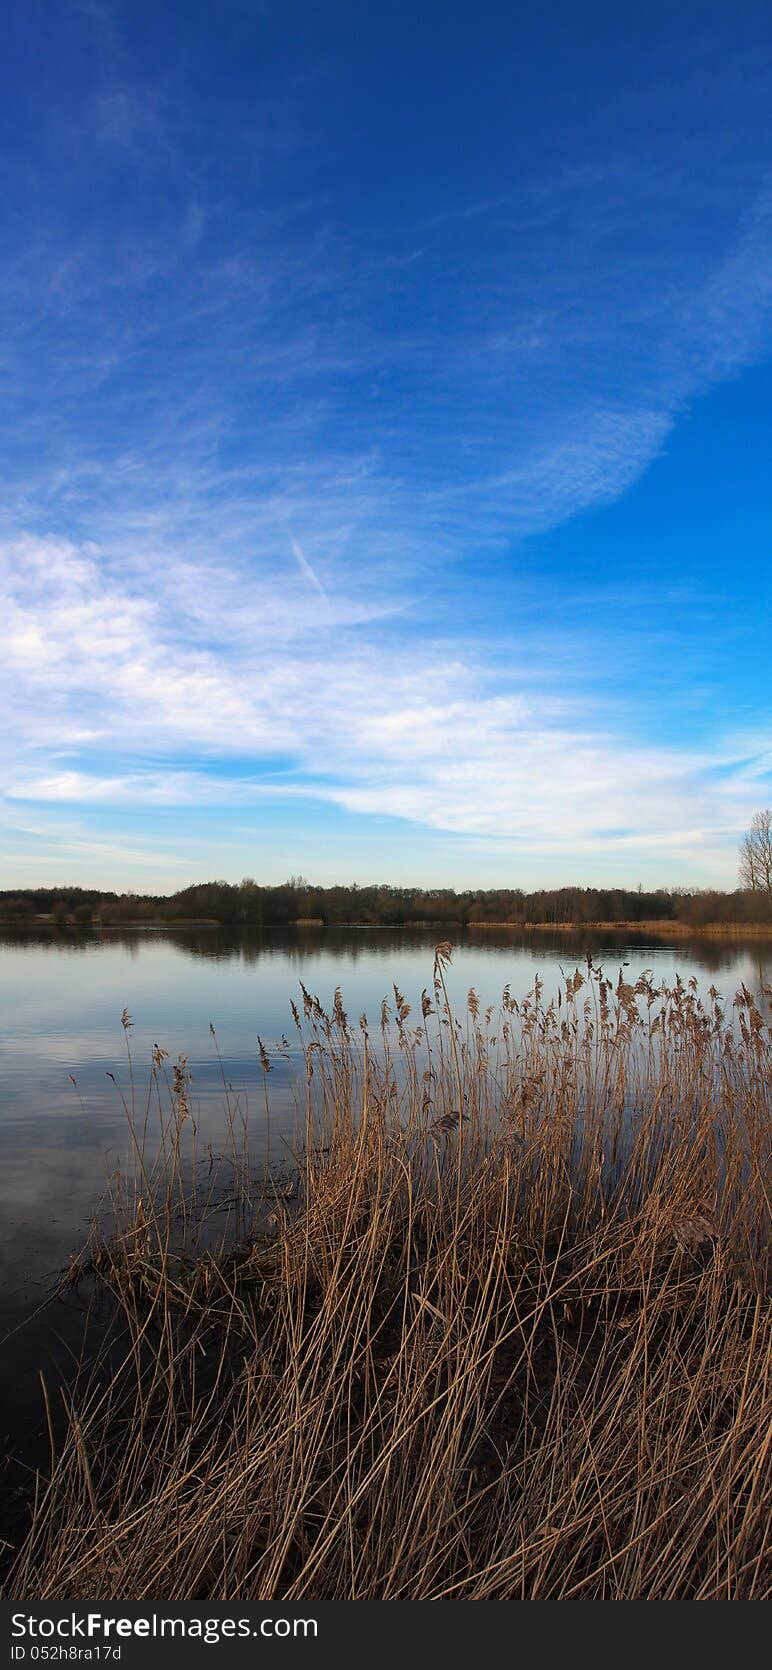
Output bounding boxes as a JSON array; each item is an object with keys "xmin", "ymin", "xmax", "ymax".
[{"xmin": 5, "ymin": 950, "xmax": 771, "ymax": 1600}]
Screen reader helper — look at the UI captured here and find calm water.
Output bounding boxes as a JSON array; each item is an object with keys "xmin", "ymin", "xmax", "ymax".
[{"xmin": 1, "ymin": 924, "xmax": 770, "ymax": 1482}]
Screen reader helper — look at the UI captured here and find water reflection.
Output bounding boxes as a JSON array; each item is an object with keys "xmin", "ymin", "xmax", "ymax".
[{"xmin": 4, "ymin": 920, "xmax": 772, "ymax": 979}]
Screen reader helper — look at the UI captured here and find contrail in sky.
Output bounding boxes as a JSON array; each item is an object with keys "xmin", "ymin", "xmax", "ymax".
[{"xmin": 292, "ymin": 540, "xmax": 327, "ymax": 596}]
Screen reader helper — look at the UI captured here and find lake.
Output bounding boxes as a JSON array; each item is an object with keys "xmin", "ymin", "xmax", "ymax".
[{"xmin": 1, "ymin": 922, "xmax": 770, "ymax": 1484}]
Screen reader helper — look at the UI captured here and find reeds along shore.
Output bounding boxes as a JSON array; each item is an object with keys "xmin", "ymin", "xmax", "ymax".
[
  {"xmin": 5, "ymin": 951, "xmax": 772, "ymax": 1601},
  {"xmin": 468, "ymin": 917, "xmax": 772, "ymax": 936}
]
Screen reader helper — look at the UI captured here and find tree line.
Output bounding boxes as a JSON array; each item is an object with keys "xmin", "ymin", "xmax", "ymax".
[{"xmin": 1, "ymin": 877, "xmax": 770, "ymax": 929}]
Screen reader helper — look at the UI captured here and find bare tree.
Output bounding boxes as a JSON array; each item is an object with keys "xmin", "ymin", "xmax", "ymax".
[{"xmin": 739, "ymin": 808, "xmax": 772, "ymax": 896}]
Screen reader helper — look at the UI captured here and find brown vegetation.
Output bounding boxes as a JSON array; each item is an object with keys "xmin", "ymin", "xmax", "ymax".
[
  {"xmin": 3, "ymin": 878, "xmax": 772, "ymax": 932},
  {"xmin": 4, "ymin": 952, "xmax": 771, "ymax": 1600}
]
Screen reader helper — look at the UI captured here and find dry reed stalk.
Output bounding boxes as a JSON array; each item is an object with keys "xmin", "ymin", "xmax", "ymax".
[{"xmin": 3, "ymin": 956, "xmax": 771, "ymax": 1601}]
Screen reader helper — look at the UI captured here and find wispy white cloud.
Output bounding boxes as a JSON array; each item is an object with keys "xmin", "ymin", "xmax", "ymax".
[
  {"xmin": 2, "ymin": 23, "xmax": 772, "ymax": 887},
  {"xmin": 5, "ymin": 74, "xmax": 772, "ymax": 575},
  {"xmin": 2, "ymin": 531, "xmax": 769, "ymax": 885}
]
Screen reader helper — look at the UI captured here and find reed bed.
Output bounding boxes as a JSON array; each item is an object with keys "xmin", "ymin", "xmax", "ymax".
[{"xmin": 5, "ymin": 949, "xmax": 772, "ymax": 1600}]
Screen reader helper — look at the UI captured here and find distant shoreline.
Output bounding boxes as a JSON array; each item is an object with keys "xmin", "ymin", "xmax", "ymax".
[
  {"xmin": 466, "ymin": 919, "xmax": 772, "ymax": 937},
  {"xmin": 2, "ymin": 915, "xmax": 772, "ymax": 938}
]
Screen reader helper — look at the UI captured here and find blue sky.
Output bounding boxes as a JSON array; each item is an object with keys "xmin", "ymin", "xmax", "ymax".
[{"xmin": 2, "ymin": 0, "xmax": 772, "ymax": 890}]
